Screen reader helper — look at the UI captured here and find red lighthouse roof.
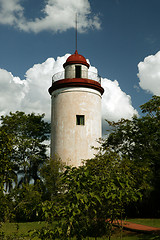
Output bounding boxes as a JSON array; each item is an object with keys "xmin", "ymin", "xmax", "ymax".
[{"xmin": 63, "ymin": 50, "xmax": 90, "ymax": 68}]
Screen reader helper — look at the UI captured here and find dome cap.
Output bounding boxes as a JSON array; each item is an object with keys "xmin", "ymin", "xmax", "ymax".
[{"xmin": 63, "ymin": 50, "xmax": 90, "ymax": 68}]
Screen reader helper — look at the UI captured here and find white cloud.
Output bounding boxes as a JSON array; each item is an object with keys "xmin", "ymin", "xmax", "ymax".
[
  {"xmin": 0, "ymin": 54, "xmax": 137, "ymax": 128},
  {"xmin": 137, "ymin": 51, "xmax": 160, "ymax": 95},
  {"xmin": 0, "ymin": 0, "xmax": 101, "ymax": 33},
  {"xmin": 21, "ymin": 58, "xmax": 55, "ymax": 117},
  {"xmin": 0, "ymin": 69, "xmax": 27, "ymax": 116},
  {"xmin": 101, "ymin": 78, "xmax": 138, "ymax": 122},
  {"xmin": 0, "ymin": 0, "xmax": 23, "ymax": 25},
  {"xmin": 88, "ymin": 63, "xmax": 138, "ymax": 122}
]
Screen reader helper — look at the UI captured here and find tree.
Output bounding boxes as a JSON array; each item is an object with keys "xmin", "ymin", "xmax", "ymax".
[
  {"xmin": 0, "ymin": 130, "xmax": 15, "ymax": 221},
  {"xmin": 34, "ymin": 149, "xmax": 147, "ymax": 240},
  {"xmin": 40, "ymin": 156, "xmax": 64, "ymax": 200},
  {"xmin": 103, "ymin": 95, "xmax": 160, "ymax": 217},
  {"xmin": 0, "ymin": 129, "xmax": 17, "ymax": 192},
  {"xmin": 0, "ymin": 111, "xmax": 50, "ymax": 188},
  {"xmin": 13, "ymin": 183, "xmax": 43, "ymax": 222},
  {"xmin": 0, "ymin": 189, "xmax": 14, "ymax": 222}
]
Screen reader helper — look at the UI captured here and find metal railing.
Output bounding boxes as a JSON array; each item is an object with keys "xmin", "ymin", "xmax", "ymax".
[
  {"xmin": 52, "ymin": 71, "xmax": 65, "ymax": 82},
  {"xmin": 52, "ymin": 71, "xmax": 101, "ymax": 84}
]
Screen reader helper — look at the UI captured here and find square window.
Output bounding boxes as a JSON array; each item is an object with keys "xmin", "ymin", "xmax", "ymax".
[{"xmin": 76, "ymin": 115, "xmax": 85, "ymax": 125}]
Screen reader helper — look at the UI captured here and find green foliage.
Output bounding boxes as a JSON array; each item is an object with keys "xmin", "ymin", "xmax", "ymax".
[
  {"xmin": 0, "ymin": 129, "xmax": 17, "ymax": 192},
  {"xmin": 105, "ymin": 96, "xmax": 160, "ymax": 166},
  {"xmin": 0, "ymin": 129, "xmax": 16, "ymax": 222},
  {"xmin": 104, "ymin": 95, "xmax": 160, "ymax": 217},
  {"xmin": 40, "ymin": 157, "xmax": 64, "ymax": 200},
  {"xmin": 34, "ymin": 149, "xmax": 146, "ymax": 239},
  {"xmin": 0, "ymin": 190, "xmax": 14, "ymax": 222},
  {"xmin": 140, "ymin": 95, "xmax": 160, "ymax": 116},
  {"xmin": 13, "ymin": 183, "xmax": 42, "ymax": 222},
  {"xmin": 0, "ymin": 111, "xmax": 50, "ymax": 188},
  {"xmin": 0, "ymin": 111, "xmax": 50, "ymax": 222}
]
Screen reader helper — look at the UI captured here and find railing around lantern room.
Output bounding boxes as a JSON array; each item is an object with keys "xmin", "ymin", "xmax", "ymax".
[{"xmin": 52, "ymin": 71, "xmax": 101, "ymax": 84}]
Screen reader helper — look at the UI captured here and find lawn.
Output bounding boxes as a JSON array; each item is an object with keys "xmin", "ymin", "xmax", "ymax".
[
  {"xmin": 0, "ymin": 220, "xmax": 160, "ymax": 239},
  {"xmin": 128, "ymin": 218, "xmax": 160, "ymax": 228},
  {"xmin": 0, "ymin": 222, "xmax": 46, "ymax": 239}
]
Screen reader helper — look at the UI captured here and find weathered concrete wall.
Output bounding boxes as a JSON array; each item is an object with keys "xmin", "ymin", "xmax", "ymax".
[{"xmin": 51, "ymin": 87, "xmax": 102, "ymax": 166}]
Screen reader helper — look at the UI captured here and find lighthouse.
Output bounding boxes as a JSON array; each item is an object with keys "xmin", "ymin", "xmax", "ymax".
[{"xmin": 49, "ymin": 50, "xmax": 104, "ymax": 167}]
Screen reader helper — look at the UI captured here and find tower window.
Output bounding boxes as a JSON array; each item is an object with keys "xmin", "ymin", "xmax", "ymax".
[
  {"xmin": 75, "ymin": 65, "xmax": 81, "ymax": 78},
  {"xmin": 76, "ymin": 115, "xmax": 85, "ymax": 125}
]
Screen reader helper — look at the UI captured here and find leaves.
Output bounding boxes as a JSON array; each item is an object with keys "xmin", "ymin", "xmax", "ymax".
[
  {"xmin": 37, "ymin": 148, "xmax": 146, "ymax": 239},
  {"xmin": 140, "ymin": 95, "xmax": 160, "ymax": 116},
  {"xmin": 40, "ymin": 156, "xmax": 64, "ymax": 200},
  {"xmin": 0, "ymin": 111, "xmax": 50, "ymax": 222},
  {"xmin": 0, "ymin": 111, "xmax": 50, "ymax": 188},
  {"xmin": 13, "ymin": 183, "xmax": 42, "ymax": 222},
  {"xmin": 104, "ymin": 96, "xmax": 160, "ymax": 217}
]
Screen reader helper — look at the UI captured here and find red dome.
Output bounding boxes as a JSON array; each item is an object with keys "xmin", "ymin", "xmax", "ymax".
[{"xmin": 63, "ymin": 50, "xmax": 90, "ymax": 68}]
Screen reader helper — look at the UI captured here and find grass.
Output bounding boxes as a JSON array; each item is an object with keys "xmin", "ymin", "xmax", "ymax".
[
  {"xmin": 0, "ymin": 221, "xmax": 46, "ymax": 235},
  {"xmin": 0, "ymin": 220, "xmax": 160, "ymax": 239},
  {"xmin": 110, "ymin": 230, "xmax": 160, "ymax": 240},
  {"xmin": 0, "ymin": 221, "xmax": 46, "ymax": 239},
  {"xmin": 128, "ymin": 218, "xmax": 160, "ymax": 228}
]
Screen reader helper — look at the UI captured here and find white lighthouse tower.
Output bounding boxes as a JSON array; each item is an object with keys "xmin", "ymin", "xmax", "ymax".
[{"xmin": 49, "ymin": 50, "xmax": 104, "ymax": 167}]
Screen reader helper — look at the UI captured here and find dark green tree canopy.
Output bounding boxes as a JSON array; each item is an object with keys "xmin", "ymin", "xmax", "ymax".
[
  {"xmin": 104, "ymin": 96, "xmax": 160, "ymax": 164},
  {"xmin": 140, "ymin": 95, "xmax": 160, "ymax": 116},
  {"xmin": 1, "ymin": 111, "xmax": 50, "ymax": 141},
  {"xmin": 37, "ymin": 148, "xmax": 148, "ymax": 240},
  {"xmin": 0, "ymin": 111, "xmax": 50, "ymax": 188},
  {"xmin": 103, "ymin": 95, "xmax": 160, "ymax": 217}
]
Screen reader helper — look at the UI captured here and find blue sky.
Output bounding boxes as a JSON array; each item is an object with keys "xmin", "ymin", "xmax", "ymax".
[{"xmin": 0, "ymin": 0, "xmax": 160, "ymax": 127}]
